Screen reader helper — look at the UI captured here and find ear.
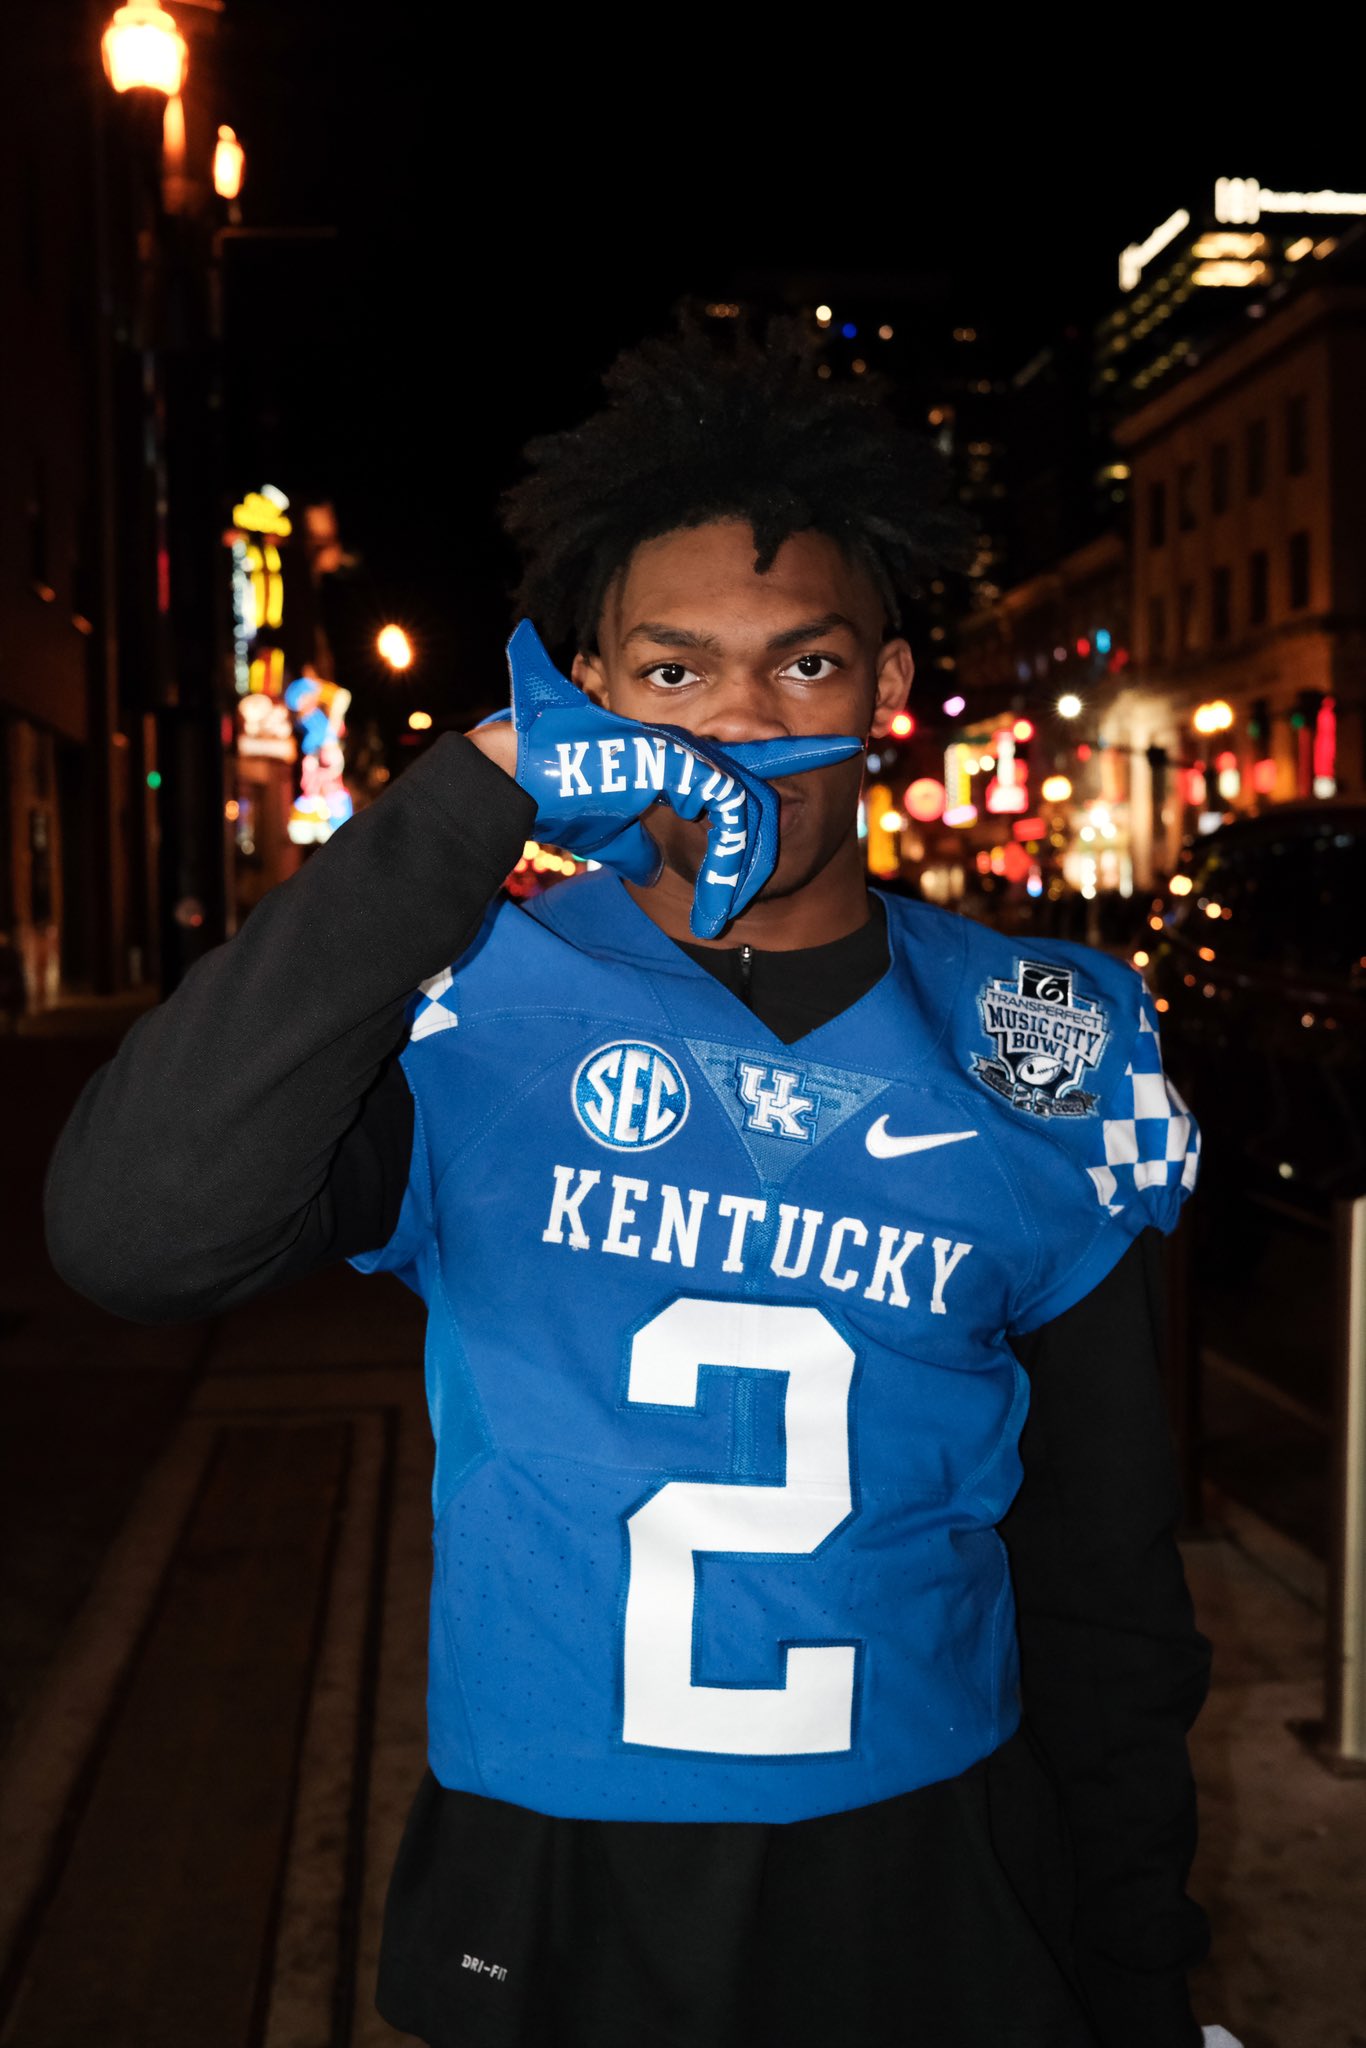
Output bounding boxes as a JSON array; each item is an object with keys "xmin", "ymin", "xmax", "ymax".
[
  {"xmin": 571, "ymin": 650, "xmax": 609, "ymax": 708},
  {"xmin": 868, "ymin": 638, "xmax": 914, "ymax": 739}
]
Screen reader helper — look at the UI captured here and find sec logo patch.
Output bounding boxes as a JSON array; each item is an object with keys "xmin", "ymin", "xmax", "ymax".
[{"xmin": 572, "ymin": 1041, "xmax": 690, "ymax": 1152}]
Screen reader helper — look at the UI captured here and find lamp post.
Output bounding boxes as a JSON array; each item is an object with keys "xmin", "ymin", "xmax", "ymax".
[
  {"xmin": 99, "ymin": 0, "xmax": 236, "ymax": 989},
  {"xmin": 100, "ymin": 0, "xmax": 188, "ymax": 95}
]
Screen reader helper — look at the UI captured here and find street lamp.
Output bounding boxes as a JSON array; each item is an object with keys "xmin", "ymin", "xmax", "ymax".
[
  {"xmin": 101, "ymin": 0, "xmax": 188, "ymax": 95},
  {"xmin": 212, "ymin": 125, "xmax": 245, "ymax": 201},
  {"xmin": 377, "ymin": 624, "xmax": 414, "ymax": 671}
]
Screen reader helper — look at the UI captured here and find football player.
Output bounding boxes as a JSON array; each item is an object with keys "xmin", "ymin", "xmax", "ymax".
[{"xmin": 47, "ymin": 322, "xmax": 1228, "ymax": 2048}]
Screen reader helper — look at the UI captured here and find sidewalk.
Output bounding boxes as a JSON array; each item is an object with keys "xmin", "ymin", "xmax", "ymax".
[{"xmin": 2, "ymin": 1033, "xmax": 1364, "ymax": 2046}]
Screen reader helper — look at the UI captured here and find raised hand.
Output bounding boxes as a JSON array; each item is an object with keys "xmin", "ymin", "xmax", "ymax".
[{"xmin": 483, "ymin": 620, "xmax": 863, "ymax": 939}]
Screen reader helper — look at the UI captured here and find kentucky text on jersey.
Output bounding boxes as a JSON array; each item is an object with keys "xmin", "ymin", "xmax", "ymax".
[{"xmin": 542, "ymin": 1163, "xmax": 974, "ymax": 1314}]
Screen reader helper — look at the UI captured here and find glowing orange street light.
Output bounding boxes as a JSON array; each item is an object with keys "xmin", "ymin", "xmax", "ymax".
[
  {"xmin": 101, "ymin": 0, "xmax": 188, "ymax": 95},
  {"xmin": 213, "ymin": 125, "xmax": 245, "ymax": 201},
  {"xmin": 377, "ymin": 624, "xmax": 414, "ymax": 671}
]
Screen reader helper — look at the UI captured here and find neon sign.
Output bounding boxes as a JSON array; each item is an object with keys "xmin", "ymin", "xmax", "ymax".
[
  {"xmin": 1215, "ymin": 178, "xmax": 1366, "ymax": 224},
  {"xmin": 1119, "ymin": 207, "xmax": 1191, "ymax": 291}
]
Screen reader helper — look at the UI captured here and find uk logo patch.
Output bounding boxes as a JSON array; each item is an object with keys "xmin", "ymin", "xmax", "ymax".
[
  {"xmin": 733, "ymin": 1060, "xmax": 820, "ymax": 1142},
  {"xmin": 972, "ymin": 959, "xmax": 1110, "ymax": 1118},
  {"xmin": 572, "ymin": 1041, "xmax": 690, "ymax": 1151}
]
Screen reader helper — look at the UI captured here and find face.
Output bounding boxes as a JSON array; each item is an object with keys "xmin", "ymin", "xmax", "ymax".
[{"xmin": 572, "ymin": 520, "xmax": 913, "ymax": 932}]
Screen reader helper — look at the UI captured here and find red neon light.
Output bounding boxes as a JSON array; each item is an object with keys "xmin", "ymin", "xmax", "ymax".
[
  {"xmin": 1252, "ymin": 757, "xmax": 1277, "ymax": 795},
  {"xmin": 1076, "ymin": 636, "xmax": 1090, "ymax": 657},
  {"xmin": 1012, "ymin": 817, "xmax": 1045, "ymax": 841},
  {"xmin": 1076, "ymin": 742, "xmax": 1092, "ymax": 762},
  {"xmin": 1314, "ymin": 696, "xmax": 1337, "ymax": 781},
  {"xmin": 1214, "ymin": 751, "xmax": 1238, "ymax": 774}
]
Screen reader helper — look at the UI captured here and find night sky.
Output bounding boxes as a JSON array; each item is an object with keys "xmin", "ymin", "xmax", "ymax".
[{"xmin": 211, "ymin": 13, "xmax": 1355, "ymax": 718}]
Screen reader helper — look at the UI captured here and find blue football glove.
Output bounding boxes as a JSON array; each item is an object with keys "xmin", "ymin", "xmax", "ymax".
[{"xmin": 484, "ymin": 620, "xmax": 864, "ymax": 939}]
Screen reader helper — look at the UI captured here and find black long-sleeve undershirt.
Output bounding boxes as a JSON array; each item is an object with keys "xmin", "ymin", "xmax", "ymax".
[{"xmin": 44, "ymin": 734, "xmax": 1209, "ymax": 2046}]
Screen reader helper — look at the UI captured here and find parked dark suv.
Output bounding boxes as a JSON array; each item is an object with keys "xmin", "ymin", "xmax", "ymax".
[
  {"xmin": 1147, "ymin": 802, "xmax": 1366, "ymax": 1205},
  {"xmin": 1146, "ymin": 805, "xmax": 1366, "ymax": 1552}
]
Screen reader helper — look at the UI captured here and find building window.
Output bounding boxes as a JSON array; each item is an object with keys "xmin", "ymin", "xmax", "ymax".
[
  {"xmin": 1286, "ymin": 393, "xmax": 1309, "ymax": 476},
  {"xmin": 1148, "ymin": 480, "xmax": 1167, "ymax": 549},
  {"xmin": 1249, "ymin": 548, "xmax": 1269, "ymax": 626},
  {"xmin": 1211, "ymin": 566, "xmax": 1232, "ymax": 642},
  {"xmin": 1177, "ymin": 462, "xmax": 1198, "ymax": 532},
  {"xmin": 1211, "ymin": 440, "xmax": 1230, "ymax": 516},
  {"xmin": 1148, "ymin": 593, "xmax": 1167, "ymax": 661},
  {"xmin": 1288, "ymin": 530, "xmax": 1310, "ymax": 611},
  {"xmin": 1177, "ymin": 582, "xmax": 1196, "ymax": 654},
  {"xmin": 1246, "ymin": 418, "xmax": 1267, "ymax": 498}
]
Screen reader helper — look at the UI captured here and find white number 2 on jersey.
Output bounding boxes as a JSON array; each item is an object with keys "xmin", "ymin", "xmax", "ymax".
[{"xmin": 622, "ymin": 1296, "xmax": 857, "ymax": 1756}]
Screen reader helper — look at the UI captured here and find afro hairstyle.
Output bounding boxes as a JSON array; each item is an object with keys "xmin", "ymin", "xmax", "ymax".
[{"xmin": 500, "ymin": 314, "xmax": 973, "ymax": 659}]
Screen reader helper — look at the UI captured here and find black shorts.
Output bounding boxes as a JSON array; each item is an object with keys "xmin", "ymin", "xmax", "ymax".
[{"xmin": 375, "ymin": 1726, "xmax": 1097, "ymax": 2048}]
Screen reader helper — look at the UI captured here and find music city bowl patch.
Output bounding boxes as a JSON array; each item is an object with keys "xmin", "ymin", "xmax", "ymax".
[{"xmin": 971, "ymin": 959, "xmax": 1110, "ymax": 1118}]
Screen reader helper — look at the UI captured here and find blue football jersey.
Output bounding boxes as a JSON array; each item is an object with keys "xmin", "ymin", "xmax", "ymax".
[{"xmin": 352, "ymin": 872, "xmax": 1199, "ymax": 1824}]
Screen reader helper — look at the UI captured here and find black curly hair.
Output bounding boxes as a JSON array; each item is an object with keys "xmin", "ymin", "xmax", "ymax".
[{"xmin": 500, "ymin": 315, "xmax": 970, "ymax": 658}]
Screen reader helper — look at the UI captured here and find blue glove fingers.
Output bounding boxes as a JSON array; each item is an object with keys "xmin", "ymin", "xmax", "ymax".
[
  {"xmin": 505, "ymin": 618, "xmax": 584, "ymax": 728},
  {"xmin": 690, "ymin": 777, "xmax": 755, "ymax": 938},
  {"xmin": 722, "ymin": 733, "xmax": 865, "ymax": 779}
]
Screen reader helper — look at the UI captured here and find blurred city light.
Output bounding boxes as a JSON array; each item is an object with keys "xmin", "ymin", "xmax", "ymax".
[
  {"xmin": 1041, "ymin": 775, "xmax": 1073, "ymax": 803},
  {"xmin": 905, "ymin": 778, "xmax": 947, "ymax": 822},
  {"xmin": 1169, "ymin": 875, "xmax": 1194, "ymax": 895},
  {"xmin": 815, "ymin": 304, "xmax": 832, "ymax": 326},
  {"xmin": 1012, "ymin": 718, "xmax": 1035, "ymax": 742},
  {"xmin": 101, "ymin": 0, "xmax": 188, "ymax": 94},
  {"xmin": 942, "ymin": 694, "xmax": 966, "ymax": 717},
  {"xmin": 889, "ymin": 711, "xmax": 914, "ymax": 738},
  {"xmin": 377, "ymin": 624, "xmax": 414, "ymax": 670},
  {"xmin": 213, "ymin": 125, "xmax": 245, "ymax": 201},
  {"xmin": 1057, "ymin": 693, "xmax": 1083, "ymax": 719},
  {"xmin": 408, "ymin": 709, "xmax": 433, "ymax": 730},
  {"xmin": 1193, "ymin": 698, "xmax": 1235, "ymax": 735}
]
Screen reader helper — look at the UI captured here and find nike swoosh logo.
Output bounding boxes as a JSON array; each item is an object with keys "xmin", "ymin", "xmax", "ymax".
[{"xmin": 865, "ymin": 1116, "xmax": 979, "ymax": 1159}]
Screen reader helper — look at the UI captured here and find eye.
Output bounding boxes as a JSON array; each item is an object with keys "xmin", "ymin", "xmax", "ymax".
[
  {"xmin": 780, "ymin": 653, "xmax": 842, "ymax": 681},
  {"xmin": 642, "ymin": 662, "xmax": 701, "ymax": 688}
]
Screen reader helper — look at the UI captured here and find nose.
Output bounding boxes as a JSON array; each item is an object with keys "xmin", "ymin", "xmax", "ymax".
[{"xmin": 690, "ymin": 671, "xmax": 788, "ymax": 748}]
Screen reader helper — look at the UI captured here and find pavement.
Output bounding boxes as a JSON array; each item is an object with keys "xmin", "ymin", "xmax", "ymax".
[{"xmin": 1, "ymin": 1009, "xmax": 1364, "ymax": 2048}]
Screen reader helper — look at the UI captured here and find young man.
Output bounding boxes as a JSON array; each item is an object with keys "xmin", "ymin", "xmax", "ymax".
[{"xmin": 47, "ymin": 325, "xmax": 1217, "ymax": 2048}]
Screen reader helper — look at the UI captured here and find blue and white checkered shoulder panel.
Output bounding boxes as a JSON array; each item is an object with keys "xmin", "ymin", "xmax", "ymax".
[
  {"xmin": 408, "ymin": 964, "xmax": 458, "ymax": 1044},
  {"xmin": 1087, "ymin": 989, "xmax": 1200, "ymax": 1217}
]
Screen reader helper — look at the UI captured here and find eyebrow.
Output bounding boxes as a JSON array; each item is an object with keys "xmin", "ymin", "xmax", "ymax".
[{"xmin": 622, "ymin": 612, "xmax": 860, "ymax": 654}]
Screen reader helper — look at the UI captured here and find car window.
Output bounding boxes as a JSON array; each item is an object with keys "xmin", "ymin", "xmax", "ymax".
[{"xmin": 1175, "ymin": 825, "xmax": 1366, "ymax": 979}]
